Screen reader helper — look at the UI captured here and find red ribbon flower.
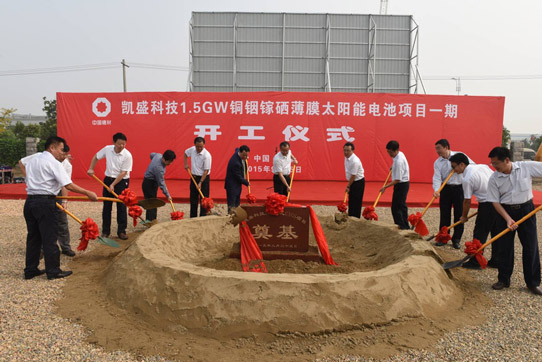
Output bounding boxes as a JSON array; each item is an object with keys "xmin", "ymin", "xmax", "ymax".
[
  {"xmin": 362, "ymin": 206, "xmax": 378, "ymax": 220},
  {"xmin": 265, "ymin": 193, "xmax": 287, "ymax": 216},
  {"xmin": 171, "ymin": 211, "xmax": 184, "ymax": 220},
  {"xmin": 464, "ymin": 238, "xmax": 488, "ymax": 269},
  {"xmin": 77, "ymin": 218, "xmax": 99, "ymax": 251},
  {"xmin": 128, "ymin": 205, "xmax": 143, "ymax": 226},
  {"xmin": 201, "ymin": 197, "xmax": 214, "ymax": 212},
  {"xmin": 247, "ymin": 193, "xmax": 257, "ymax": 204},
  {"xmin": 337, "ymin": 202, "xmax": 347, "ymax": 213},
  {"xmin": 408, "ymin": 212, "xmax": 429, "ymax": 236},
  {"xmin": 118, "ymin": 189, "xmax": 138, "ymax": 206},
  {"xmin": 435, "ymin": 226, "xmax": 452, "ymax": 244}
]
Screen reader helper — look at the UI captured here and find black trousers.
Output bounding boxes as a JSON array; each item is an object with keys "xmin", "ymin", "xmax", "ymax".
[
  {"xmin": 473, "ymin": 202, "xmax": 501, "ymax": 260},
  {"xmin": 392, "ymin": 182, "xmax": 409, "ymax": 229},
  {"xmin": 497, "ymin": 200, "xmax": 540, "ymax": 287},
  {"xmin": 142, "ymin": 178, "xmax": 158, "ymax": 221},
  {"xmin": 102, "ymin": 176, "xmax": 129, "ymax": 236},
  {"xmin": 24, "ymin": 197, "xmax": 61, "ymax": 277},
  {"xmin": 439, "ymin": 184, "xmax": 464, "ymax": 242},
  {"xmin": 190, "ymin": 175, "xmax": 210, "ymax": 218},
  {"xmin": 348, "ymin": 178, "xmax": 366, "ymax": 219},
  {"xmin": 226, "ymin": 188, "xmax": 241, "ymax": 209},
  {"xmin": 273, "ymin": 174, "xmax": 291, "ymax": 196}
]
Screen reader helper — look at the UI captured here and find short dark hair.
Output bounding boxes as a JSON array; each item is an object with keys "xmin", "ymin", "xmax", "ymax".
[
  {"xmin": 386, "ymin": 140, "xmax": 399, "ymax": 151},
  {"xmin": 44, "ymin": 136, "xmax": 66, "ymax": 151},
  {"xmin": 344, "ymin": 142, "xmax": 355, "ymax": 150},
  {"xmin": 449, "ymin": 152, "xmax": 469, "ymax": 166},
  {"xmin": 63, "ymin": 144, "xmax": 70, "ymax": 153},
  {"xmin": 239, "ymin": 145, "xmax": 250, "ymax": 153},
  {"xmin": 279, "ymin": 141, "xmax": 290, "ymax": 148},
  {"xmin": 435, "ymin": 139, "xmax": 450, "ymax": 149},
  {"xmin": 113, "ymin": 132, "xmax": 127, "ymax": 142},
  {"xmin": 488, "ymin": 146, "xmax": 510, "ymax": 161},
  {"xmin": 194, "ymin": 137, "xmax": 205, "ymax": 144},
  {"xmin": 163, "ymin": 150, "xmax": 176, "ymax": 161}
]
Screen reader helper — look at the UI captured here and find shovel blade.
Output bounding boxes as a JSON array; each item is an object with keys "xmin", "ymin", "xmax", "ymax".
[
  {"xmin": 442, "ymin": 255, "xmax": 471, "ymax": 270},
  {"xmin": 230, "ymin": 206, "xmax": 248, "ymax": 226},
  {"xmin": 138, "ymin": 198, "xmax": 166, "ymax": 210},
  {"xmin": 97, "ymin": 236, "xmax": 120, "ymax": 248}
]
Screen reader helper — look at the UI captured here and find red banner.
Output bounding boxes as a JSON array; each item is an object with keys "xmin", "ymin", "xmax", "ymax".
[{"xmin": 57, "ymin": 92, "xmax": 504, "ymax": 182}]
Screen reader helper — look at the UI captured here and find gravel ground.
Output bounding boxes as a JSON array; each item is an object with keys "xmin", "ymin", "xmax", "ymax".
[{"xmin": 1, "ymin": 199, "xmax": 542, "ymax": 361}]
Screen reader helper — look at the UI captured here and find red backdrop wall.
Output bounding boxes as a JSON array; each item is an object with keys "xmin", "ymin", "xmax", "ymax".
[{"xmin": 57, "ymin": 92, "xmax": 504, "ymax": 182}]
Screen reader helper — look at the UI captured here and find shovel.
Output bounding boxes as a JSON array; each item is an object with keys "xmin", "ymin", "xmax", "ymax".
[
  {"xmin": 187, "ymin": 169, "xmax": 214, "ymax": 211},
  {"xmin": 55, "ymin": 202, "xmax": 119, "ymax": 248},
  {"xmin": 56, "ymin": 195, "xmax": 165, "ymax": 210},
  {"xmin": 410, "ymin": 170, "xmax": 455, "ymax": 235},
  {"xmin": 245, "ymin": 159, "xmax": 256, "ymax": 203},
  {"xmin": 286, "ymin": 165, "xmax": 296, "ymax": 202},
  {"xmin": 443, "ymin": 204, "xmax": 542, "ymax": 270},
  {"xmin": 426, "ymin": 211, "xmax": 478, "ymax": 241},
  {"xmin": 363, "ymin": 170, "xmax": 392, "ymax": 220},
  {"xmin": 90, "ymin": 174, "xmax": 150, "ymax": 226}
]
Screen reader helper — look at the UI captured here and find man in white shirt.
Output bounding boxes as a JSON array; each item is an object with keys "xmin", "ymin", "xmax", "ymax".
[
  {"xmin": 450, "ymin": 153, "xmax": 500, "ymax": 269},
  {"xmin": 184, "ymin": 137, "xmax": 212, "ymax": 217},
  {"xmin": 486, "ymin": 146, "xmax": 542, "ymax": 295},
  {"xmin": 87, "ymin": 133, "xmax": 133, "ymax": 240},
  {"xmin": 380, "ymin": 140, "xmax": 410, "ymax": 230},
  {"xmin": 24, "ymin": 136, "xmax": 97, "ymax": 280},
  {"xmin": 20, "ymin": 147, "xmax": 75, "ymax": 256},
  {"xmin": 272, "ymin": 141, "xmax": 298, "ymax": 196},
  {"xmin": 433, "ymin": 139, "xmax": 474, "ymax": 249},
  {"xmin": 343, "ymin": 142, "xmax": 365, "ymax": 218}
]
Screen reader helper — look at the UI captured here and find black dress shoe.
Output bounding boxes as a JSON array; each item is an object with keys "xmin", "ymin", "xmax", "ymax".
[
  {"xmin": 24, "ymin": 269, "xmax": 45, "ymax": 280},
  {"xmin": 118, "ymin": 233, "xmax": 128, "ymax": 240},
  {"xmin": 452, "ymin": 241, "xmax": 461, "ymax": 249},
  {"xmin": 492, "ymin": 281, "xmax": 510, "ymax": 290},
  {"xmin": 47, "ymin": 270, "xmax": 73, "ymax": 280},
  {"xmin": 61, "ymin": 249, "xmax": 76, "ymax": 257},
  {"xmin": 528, "ymin": 286, "xmax": 542, "ymax": 295}
]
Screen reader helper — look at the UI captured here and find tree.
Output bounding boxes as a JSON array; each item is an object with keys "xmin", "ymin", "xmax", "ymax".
[
  {"xmin": 501, "ymin": 126, "xmax": 511, "ymax": 147},
  {"xmin": 40, "ymin": 96, "xmax": 57, "ymax": 139},
  {"xmin": 0, "ymin": 108, "xmax": 17, "ymax": 135},
  {"xmin": 13, "ymin": 121, "xmax": 41, "ymax": 139}
]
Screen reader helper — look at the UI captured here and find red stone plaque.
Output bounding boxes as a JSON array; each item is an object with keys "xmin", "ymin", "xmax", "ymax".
[{"xmin": 243, "ymin": 205, "xmax": 310, "ymax": 252}]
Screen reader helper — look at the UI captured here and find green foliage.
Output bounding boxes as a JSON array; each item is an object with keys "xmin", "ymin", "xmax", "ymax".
[
  {"xmin": 0, "ymin": 108, "xmax": 17, "ymax": 135},
  {"xmin": 0, "ymin": 137, "xmax": 25, "ymax": 167},
  {"xmin": 13, "ymin": 121, "xmax": 41, "ymax": 139},
  {"xmin": 40, "ymin": 97, "xmax": 57, "ymax": 139},
  {"xmin": 521, "ymin": 134, "xmax": 542, "ymax": 151},
  {"xmin": 502, "ymin": 126, "xmax": 511, "ymax": 147}
]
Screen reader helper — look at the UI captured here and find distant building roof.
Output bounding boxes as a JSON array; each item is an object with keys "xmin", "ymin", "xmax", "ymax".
[{"xmin": 11, "ymin": 113, "xmax": 47, "ymax": 126}]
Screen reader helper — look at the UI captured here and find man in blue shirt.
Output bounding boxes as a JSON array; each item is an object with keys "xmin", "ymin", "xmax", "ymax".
[{"xmin": 141, "ymin": 150, "xmax": 176, "ymax": 222}]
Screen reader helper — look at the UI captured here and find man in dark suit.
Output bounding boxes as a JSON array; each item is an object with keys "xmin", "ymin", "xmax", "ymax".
[{"xmin": 224, "ymin": 145, "xmax": 250, "ymax": 211}]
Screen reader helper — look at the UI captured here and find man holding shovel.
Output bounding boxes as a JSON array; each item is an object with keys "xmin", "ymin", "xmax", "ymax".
[
  {"xmin": 142, "ymin": 150, "xmax": 176, "ymax": 223},
  {"xmin": 449, "ymin": 153, "xmax": 500, "ymax": 269},
  {"xmin": 486, "ymin": 146, "xmax": 542, "ymax": 295},
  {"xmin": 184, "ymin": 137, "xmax": 212, "ymax": 218},
  {"xmin": 272, "ymin": 141, "xmax": 298, "ymax": 196},
  {"xmin": 343, "ymin": 142, "xmax": 365, "ymax": 218},
  {"xmin": 225, "ymin": 145, "xmax": 250, "ymax": 212},
  {"xmin": 380, "ymin": 140, "xmax": 410, "ymax": 230},
  {"xmin": 24, "ymin": 136, "xmax": 98, "ymax": 280},
  {"xmin": 87, "ymin": 132, "xmax": 133, "ymax": 240},
  {"xmin": 433, "ymin": 139, "xmax": 474, "ymax": 249}
]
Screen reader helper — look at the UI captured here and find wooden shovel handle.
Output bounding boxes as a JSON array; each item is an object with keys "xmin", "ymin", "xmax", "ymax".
[
  {"xmin": 420, "ymin": 170, "xmax": 454, "ymax": 219},
  {"xmin": 343, "ymin": 192, "xmax": 348, "ymax": 203},
  {"xmin": 246, "ymin": 159, "xmax": 251, "ymax": 194},
  {"xmin": 56, "ymin": 202, "xmax": 83, "ymax": 225},
  {"xmin": 56, "ymin": 196, "xmax": 121, "ymax": 203},
  {"xmin": 91, "ymin": 174, "xmax": 119, "ymax": 198},
  {"xmin": 286, "ymin": 165, "xmax": 296, "ymax": 202},
  {"xmin": 373, "ymin": 170, "xmax": 392, "ymax": 208},
  {"xmin": 186, "ymin": 169, "xmax": 205, "ymax": 199},
  {"xmin": 475, "ymin": 204, "xmax": 542, "ymax": 253},
  {"xmin": 447, "ymin": 211, "xmax": 478, "ymax": 230},
  {"xmin": 169, "ymin": 199, "xmax": 176, "ymax": 212}
]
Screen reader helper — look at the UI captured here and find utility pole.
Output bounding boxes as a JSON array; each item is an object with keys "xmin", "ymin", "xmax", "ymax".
[
  {"xmin": 121, "ymin": 59, "xmax": 129, "ymax": 92},
  {"xmin": 451, "ymin": 77, "xmax": 461, "ymax": 95}
]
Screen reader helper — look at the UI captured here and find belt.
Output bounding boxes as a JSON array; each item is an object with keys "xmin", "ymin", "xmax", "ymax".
[
  {"xmin": 445, "ymin": 184, "xmax": 462, "ymax": 188},
  {"xmin": 504, "ymin": 200, "xmax": 532, "ymax": 210},
  {"xmin": 27, "ymin": 195, "xmax": 56, "ymax": 199}
]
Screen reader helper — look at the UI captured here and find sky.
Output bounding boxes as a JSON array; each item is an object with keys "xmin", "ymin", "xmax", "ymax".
[{"xmin": 1, "ymin": 0, "xmax": 541, "ymax": 134}]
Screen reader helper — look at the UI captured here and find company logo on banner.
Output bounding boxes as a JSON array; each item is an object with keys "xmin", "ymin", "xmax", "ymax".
[{"xmin": 57, "ymin": 92, "xmax": 504, "ymax": 182}]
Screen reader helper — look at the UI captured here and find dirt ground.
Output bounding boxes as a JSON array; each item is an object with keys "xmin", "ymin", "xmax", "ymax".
[{"xmin": 56, "ymin": 217, "xmax": 490, "ymax": 362}]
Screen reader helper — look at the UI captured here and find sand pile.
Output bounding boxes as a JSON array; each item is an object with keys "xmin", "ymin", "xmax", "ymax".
[{"xmin": 104, "ymin": 215, "xmax": 462, "ymax": 337}]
